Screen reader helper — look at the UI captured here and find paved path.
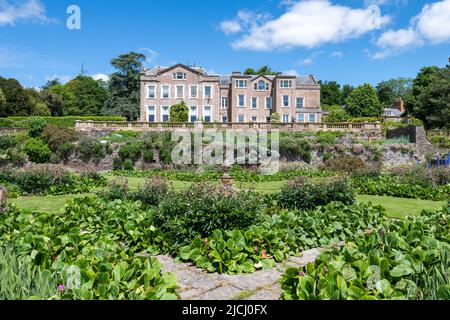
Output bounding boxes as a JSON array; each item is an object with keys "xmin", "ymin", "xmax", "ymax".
[{"xmin": 156, "ymin": 248, "xmax": 322, "ymax": 300}]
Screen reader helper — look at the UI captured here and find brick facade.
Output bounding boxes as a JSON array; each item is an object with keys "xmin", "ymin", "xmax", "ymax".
[{"xmin": 140, "ymin": 64, "xmax": 321, "ymax": 123}]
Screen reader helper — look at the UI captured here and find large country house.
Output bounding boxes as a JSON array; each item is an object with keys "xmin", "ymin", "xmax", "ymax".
[{"xmin": 140, "ymin": 64, "xmax": 322, "ymax": 123}]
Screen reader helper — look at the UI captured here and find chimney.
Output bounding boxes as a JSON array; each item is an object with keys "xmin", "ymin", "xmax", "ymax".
[
  {"xmin": 232, "ymin": 71, "xmax": 242, "ymax": 76},
  {"xmin": 394, "ymin": 98, "xmax": 405, "ymax": 113}
]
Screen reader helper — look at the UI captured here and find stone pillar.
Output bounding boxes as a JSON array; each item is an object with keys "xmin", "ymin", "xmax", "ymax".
[{"xmin": 0, "ymin": 185, "xmax": 6, "ymax": 213}]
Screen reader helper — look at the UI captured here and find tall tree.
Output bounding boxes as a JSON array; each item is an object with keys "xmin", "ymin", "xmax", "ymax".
[
  {"xmin": 0, "ymin": 77, "xmax": 33, "ymax": 117},
  {"xmin": 0, "ymin": 88, "xmax": 5, "ymax": 109},
  {"xmin": 319, "ymin": 81, "xmax": 343, "ymax": 106},
  {"xmin": 376, "ymin": 78, "xmax": 412, "ymax": 108},
  {"xmin": 244, "ymin": 68, "xmax": 257, "ymax": 75},
  {"xmin": 406, "ymin": 63, "xmax": 449, "ymax": 129},
  {"xmin": 103, "ymin": 52, "xmax": 145, "ymax": 120},
  {"xmin": 341, "ymin": 84, "xmax": 354, "ymax": 103},
  {"xmin": 256, "ymin": 66, "xmax": 277, "ymax": 75},
  {"xmin": 64, "ymin": 76, "xmax": 108, "ymax": 115},
  {"xmin": 345, "ymin": 84, "xmax": 382, "ymax": 117}
]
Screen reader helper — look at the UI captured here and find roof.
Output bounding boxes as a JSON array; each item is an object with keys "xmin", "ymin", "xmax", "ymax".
[
  {"xmin": 296, "ymin": 76, "xmax": 317, "ymax": 86},
  {"xmin": 384, "ymin": 108, "xmax": 403, "ymax": 117}
]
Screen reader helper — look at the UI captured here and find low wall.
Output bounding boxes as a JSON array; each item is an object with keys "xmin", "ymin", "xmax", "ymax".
[
  {"xmin": 0, "ymin": 127, "xmax": 27, "ymax": 135},
  {"xmin": 75, "ymin": 120, "xmax": 382, "ymax": 135}
]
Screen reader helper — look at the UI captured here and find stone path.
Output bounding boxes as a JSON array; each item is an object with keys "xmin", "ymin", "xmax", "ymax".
[{"xmin": 156, "ymin": 248, "xmax": 322, "ymax": 300}]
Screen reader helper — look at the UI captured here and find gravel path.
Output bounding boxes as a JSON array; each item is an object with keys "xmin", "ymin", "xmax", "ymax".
[{"xmin": 156, "ymin": 248, "xmax": 322, "ymax": 300}]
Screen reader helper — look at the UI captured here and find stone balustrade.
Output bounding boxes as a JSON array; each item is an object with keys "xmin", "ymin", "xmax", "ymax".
[
  {"xmin": 75, "ymin": 120, "xmax": 382, "ymax": 133},
  {"xmin": 0, "ymin": 127, "xmax": 27, "ymax": 135}
]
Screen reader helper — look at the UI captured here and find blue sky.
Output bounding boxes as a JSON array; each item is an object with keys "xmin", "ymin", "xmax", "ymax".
[{"xmin": 0, "ymin": 0, "xmax": 449, "ymax": 88}]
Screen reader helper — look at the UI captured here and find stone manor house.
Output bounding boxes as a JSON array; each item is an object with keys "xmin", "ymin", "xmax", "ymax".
[{"xmin": 140, "ymin": 63, "xmax": 322, "ymax": 123}]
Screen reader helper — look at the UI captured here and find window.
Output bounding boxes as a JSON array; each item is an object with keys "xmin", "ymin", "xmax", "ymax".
[
  {"xmin": 296, "ymin": 97, "xmax": 304, "ymax": 109},
  {"xmin": 251, "ymin": 116, "xmax": 258, "ymax": 122},
  {"xmin": 308, "ymin": 113, "xmax": 316, "ymax": 123},
  {"xmin": 265, "ymin": 97, "xmax": 272, "ymax": 109},
  {"xmin": 190, "ymin": 85, "xmax": 198, "ymax": 98},
  {"xmin": 296, "ymin": 113, "xmax": 305, "ymax": 123},
  {"xmin": 203, "ymin": 85, "xmax": 212, "ymax": 99},
  {"xmin": 251, "ymin": 97, "xmax": 258, "ymax": 109},
  {"xmin": 221, "ymin": 97, "xmax": 228, "ymax": 109},
  {"xmin": 280, "ymin": 80, "xmax": 292, "ymax": 88},
  {"xmin": 282, "ymin": 114, "xmax": 290, "ymax": 123},
  {"xmin": 282, "ymin": 95, "xmax": 289, "ymax": 107},
  {"xmin": 236, "ymin": 80, "xmax": 247, "ymax": 88},
  {"xmin": 148, "ymin": 85, "xmax": 156, "ymax": 98},
  {"xmin": 161, "ymin": 85, "xmax": 170, "ymax": 99},
  {"xmin": 222, "ymin": 116, "xmax": 228, "ymax": 123},
  {"xmin": 203, "ymin": 106, "xmax": 212, "ymax": 123},
  {"xmin": 173, "ymin": 72, "xmax": 186, "ymax": 80},
  {"xmin": 176, "ymin": 85, "xmax": 184, "ymax": 99},
  {"xmin": 254, "ymin": 80, "xmax": 269, "ymax": 91},
  {"xmin": 266, "ymin": 117, "xmax": 271, "ymax": 123},
  {"xmin": 237, "ymin": 115, "xmax": 245, "ymax": 123},
  {"xmin": 238, "ymin": 95, "xmax": 245, "ymax": 108},
  {"xmin": 161, "ymin": 106, "xmax": 170, "ymax": 122},
  {"xmin": 189, "ymin": 106, "xmax": 198, "ymax": 123},
  {"xmin": 148, "ymin": 106, "xmax": 156, "ymax": 122}
]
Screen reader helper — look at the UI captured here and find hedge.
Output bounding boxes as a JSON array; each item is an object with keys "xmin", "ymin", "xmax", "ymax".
[{"xmin": 3, "ymin": 116, "xmax": 126, "ymax": 128}]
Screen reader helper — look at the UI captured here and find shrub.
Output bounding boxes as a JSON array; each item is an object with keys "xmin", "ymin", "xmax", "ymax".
[
  {"xmin": 278, "ymin": 177, "xmax": 355, "ymax": 210},
  {"xmin": 11, "ymin": 165, "xmax": 73, "ymax": 194},
  {"xmin": 42, "ymin": 125, "xmax": 77, "ymax": 152},
  {"xmin": 113, "ymin": 157, "xmax": 123, "ymax": 170},
  {"xmin": 57, "ymin": 142, "xmax": 74, "ymax": 163},
  {"xmin": 99, "ymin": 177, "xmax": 129, "ymax": 201},
  {"xmin": 118, "ymin": 142, "xmax": 142, "ymax": 162},
  {"xmin": 280, "ymin": 137, "xmax": 312, "ymax": 163},
  {"xmin": 123, "ymin": 159, "xmax": 134, "ymax": 171},
  {"xmin": 143, "ymin": 149, "xmax": 154, "ymax": 163},
  {"xmin": 76, "ymin": 137, "xmax": 105, "ymax": 163},
  {"xmin": 169, "ymin": 102, "xmax": 189, "ymax": 122},
  {"xmin": 270, "ymin": 113, "xmax": 281, "ymax": 123},
  {"xmin": 7, "ymin": 116, "xmax": 126, "ymax": 128},
  {"xmin": 24, "ymin": 138, "xmax": 52, "ymax": 163},
  {"xmin": 0, "ymin": 135, "xmax": 18, "ymax": 151},
  {"xmin": 316, "ymin": 132, "xmax": 341, "ymax": 145},
  {"xmin": 155, "ymin": 184, "xmax": 263, "ymax": 251},
  {"xmin": 26, "ymin": 117, "xmax": 47, "ymax": 138},
  {"xmin": 130, "ymin": 176, "xmax": 169, "ymax": 206},
  {"xmin": 324, "ymin": 155, "xmax": 367, "ymax": 173}
]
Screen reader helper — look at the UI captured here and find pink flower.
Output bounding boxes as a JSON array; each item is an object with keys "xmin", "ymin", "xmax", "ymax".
[
  {"xmin": 58, "ymin": 284, "xmax": 65, "ymax": 292},
  {"xmin": 299, "ymin": 271, "xmax": 306, "ymax": 277}
]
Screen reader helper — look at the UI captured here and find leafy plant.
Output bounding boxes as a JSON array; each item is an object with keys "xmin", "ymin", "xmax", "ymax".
[{"xmin": 24, "ymin": 138, "xmax": 52, "ymax": 164}]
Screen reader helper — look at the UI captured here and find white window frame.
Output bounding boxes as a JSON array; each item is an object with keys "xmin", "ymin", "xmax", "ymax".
[
  {"xmin": 237, "ymin": 94, "xmax": 246, "ymax": 108},
  {"xmin": 265, "ymin": 97, "xmax": 272, "ymax": 109},
  {"xmin": 236, "ymin": 79, "xmax": 247, "ymax": 88},
  {"xmin": 237, "ymin": 114, "xmax": 245, "ymax": 123},
  {"xmin": 282, "ymin": 114, "xmax": 290, "ymax": 123},
  {"xmin": 251, "ymin": 116, "xmax": 258, "ymax": 123},
  {"xmin": 282, "ymin": 95, "xmax": 290, "ymax": 107},
  {"xmin": 203, "ymin": 85, "xmax": 213, "ymax": 99},
  {"xmin": 189, "ymin": 85, "xmax": 198, "ymax": 99},
  {"xmin": 221, "ymin": 97, "xmax": 228, "ymax": 109},
  {"xmin": 173, "ymin": 72, "xmax": 186, "ymax": 80},
  {"xmin": 251, "ymin": 97, "xmax": 258, "ymax": 109},
  {"xmin": 296, "ymin": 97, "xmax": 305, "ymax": 109},
  {"xmin": 203, "ymin": 106, "xmax": 212, "ymax": 123},
  {"xmin": 147, "ymin": 105, "xmax": 156, "ymax": 123},
  {"xmin": 161, "ymin": 106, "xmax": 170, "ymax": 122},
  {"xmin": 161, "ymin": 84, "xmax": 170, "ymax": 99},
  {"xmin": 147, "ymin": 85, "xmax": 156, "ymax": 99},
  {"xmin": 222, "ymin": 116, "xmax": 228, "ymax": 123},
  {"xmin": 189, "ymin": 106, "xmax": 198, "ymax": 123},
  {"xmin": 254, "ymin": 80, "xmax": 269, "ymax": 91},
  {"xmin": 280, "ymin": 80, "xmax": 292, "ymax": 88},
  {"xmin": 308, "ymin": 113, "xmax": 317, "ymax": 123},
  {"xmin": 296, "ymin": 113, "xmax": 305, "ymax": 123},
  {"xmin": 175, "ymin": 85, "xmax": 185, "ymax": 99}
]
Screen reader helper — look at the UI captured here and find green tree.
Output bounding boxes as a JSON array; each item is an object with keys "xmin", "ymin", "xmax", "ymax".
[
  {"xmin": 406, "ymin": 63, "xmax": 449, "ymax": 129},
  {"xmin": 64, "ymin": 76, "xmax": 108, "ymax": 115},
  {"xmin": 256, "ymin": 66, "xmax": 277, "ymax": 75},
  {"xmin": 345, "ymin": 84, "xmax": 382, "ymax": 117},
  {"xmin": 376, "ymin": 78, "xmax": 412, "ymax": 108},
  {"xmin": 0, "ymin": 77, "xmax": 33, "ymax": 116},
  {"xmin": 320, "ymin": 81, "xmax": 343, "ymax": 106},
  {"xmin": 244, "ymin": 68, "xmax": 257, "ymax": 75},
  {"xmin": 103, "ymin": 52, "xmax": 146, "ymax": 120},
  {"xmin": 40, "ymin": 90, "xmax": 64, "ymax": 116},
  {"xmin": 31, "ymin": 102, "xmax": 51, "ymax": 116},
  {"xmin": 341, "ymin": 85, "xmax": 354, "ymax": 102},
  {"xmin": 0, "ymin": 88, "xmax": 5, "ymax": 109},
  {"xmin": 270, "ymin": 112, "xmax": 281, "ymax": 123},
  {"xmin": 323, "ymin": 105, "xmax": 350, "ymax": 122},
  {"xmin": 169, "ymin": 102, "xmax": 189, "ymax": 122}
]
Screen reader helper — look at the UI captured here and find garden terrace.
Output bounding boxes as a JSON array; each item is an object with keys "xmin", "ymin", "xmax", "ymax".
[{"xmin": 75, "ymin": 120, "xmax": 382, "ymax": 136}]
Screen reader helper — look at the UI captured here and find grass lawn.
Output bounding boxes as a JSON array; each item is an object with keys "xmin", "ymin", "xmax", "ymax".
[
  {"xmin": 356, "ymin": 195, "xmax": 446, "ymax": 219},
  {"xmin": 7, "ymin": 194, "xmax": 90, "ymax": 213}
]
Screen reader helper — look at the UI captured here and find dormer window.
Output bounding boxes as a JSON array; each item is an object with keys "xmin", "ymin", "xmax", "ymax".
[
  {"xmin": 280, "ymin": 80, "xmax": 292, "ymax": 88},
  {"xmin": 236, "ymin": 80, "xmax": 247, "ymax": 88},
  {"xmin": 254, "ymin": 80, "xmax": 269, "ymax": 91},
  {"xmin": 173, "ymin": 72, "xmax": 187, "ymax": 80}
]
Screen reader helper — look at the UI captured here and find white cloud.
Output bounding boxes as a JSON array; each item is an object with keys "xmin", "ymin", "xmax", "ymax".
[
  {"xmin": 224, "ymin": 0, "xmax": 390, "ymax": 51},
  {"xmin": 373, "ymin": 0, "xmax": 450, "ymax": 59},
  {"xmin": 363, "ymin": 0, "xmax": 408, "ymax": 6},
  {"xmin": 329, "ymin": 51, "xmax": 343, "ymax": 58},
  {"xmin": 0, "ymin": 0, "xmax": 54, "ymax": 26},
  {"xmin": 220, "ymin": 20, "xmax": 242, "ymax": 35},
  {"xmin": 92, "ymin": 74, "xmax": 109, "ymax": 82},
  {"xmin": 45, "ymin": 74, "xmax": 72, "ymax": 84},
  {"xmin": 139, "ymin": 48, "xmax": 159, "ymax": 65},
  {"xmin": 296, "ymin": 58, "xmax": 313, "ymax": 66},
  {"xmin": 283, "ymin": 69, "xmax": 299, "ymax": 76}
]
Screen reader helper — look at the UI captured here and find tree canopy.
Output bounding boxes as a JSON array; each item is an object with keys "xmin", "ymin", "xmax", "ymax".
[
  {"xmin": 103, "ymin": 52, "xmax": 146, "ymax": 120},
  {"xmin": 63, "ymin": 76, "xmax": 108, "ymax": 115},
  {"xmin": 0, "ymin": 77, "xmax": 34, "ymax": 117},
  {"xmin": 376, "ymin": 78, "xmax": 412, "ymax": 109},
  {"xmin": 244, "ymin": 66, "xmax": 278, "ymax": 76},
  {"xmin": 345, "ymin": 84, "xmax": 383, "ymax": 117},
  {"xmin": 319, "ymin": 81, "xmax": 354, "ymax": 107},
  {"xmin": 169, "ymin": 102, "xmax": 189, "ymax": 122}
]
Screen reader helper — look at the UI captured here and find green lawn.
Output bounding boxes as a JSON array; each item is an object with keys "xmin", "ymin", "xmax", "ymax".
[
  {"xmin": 356, "ymin": 195, "xmax": 446, "ymax": 219},
  {"xmin": 8, "ymin": 178, "xmax": 446, "ymax": 219}
]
